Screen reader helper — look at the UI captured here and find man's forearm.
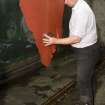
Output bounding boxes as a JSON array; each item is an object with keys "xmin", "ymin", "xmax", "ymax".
[
  {"xmin": 43, "ymin": 34, "xmax": 81, "ymax": 46},
  {"xmin": 54, "ymin": 36, "xmax": 81, "ymax": 45}
]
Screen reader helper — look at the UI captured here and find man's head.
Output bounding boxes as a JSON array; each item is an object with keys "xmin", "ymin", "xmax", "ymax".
[{"xmin": 65, "ymin": 0, "xmax": 78, "ymax": 7}]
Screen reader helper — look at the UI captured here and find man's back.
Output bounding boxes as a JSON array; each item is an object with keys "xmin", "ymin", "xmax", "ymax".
[{"xmin": 69, "ymin": 0, "xmax": 97, "ymax": 48}]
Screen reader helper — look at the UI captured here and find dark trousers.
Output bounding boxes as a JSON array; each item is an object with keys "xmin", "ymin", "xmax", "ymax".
[{"xmin": 73, "ymin": 43, "xmax": 100, "ymax": 105}]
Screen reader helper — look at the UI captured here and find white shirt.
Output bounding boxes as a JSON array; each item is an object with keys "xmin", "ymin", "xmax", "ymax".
[{"xmin": 69, "ymin": 0, "xmax": 97, "ymax": 48}]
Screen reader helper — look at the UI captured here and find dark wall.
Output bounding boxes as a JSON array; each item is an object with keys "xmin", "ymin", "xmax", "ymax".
[
  {"xmin": 0, "ymin": 0, "xmax": 36, "ymax": 66},
  {"xmin": 0, "ymin": 0, "xmax": 21, "ymax": 40}
]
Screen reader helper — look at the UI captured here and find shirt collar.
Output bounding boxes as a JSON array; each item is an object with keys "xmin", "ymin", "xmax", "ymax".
[{"xmin": 72, "ymin": 0, "xmax": 83, "ymax": 10}]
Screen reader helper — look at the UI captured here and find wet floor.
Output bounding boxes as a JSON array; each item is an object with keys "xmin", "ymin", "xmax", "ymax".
[
  {"xmin": 0, "ymin": 53, "xmax": 76, "ymax": 105},
  {"xmin": 0, "ymin": 52, "xmax": 105, "ymax": 105}
]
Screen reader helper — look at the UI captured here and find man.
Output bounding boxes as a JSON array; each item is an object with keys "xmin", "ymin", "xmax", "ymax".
[{"xmin": 43, "ymin": 0, "xmax": 100, "ymax": 105}]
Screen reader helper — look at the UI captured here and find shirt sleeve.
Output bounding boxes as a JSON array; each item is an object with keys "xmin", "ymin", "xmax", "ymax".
[{"xmin": 69, "ymin": 10, "xmax": 89, "ymax": 38}]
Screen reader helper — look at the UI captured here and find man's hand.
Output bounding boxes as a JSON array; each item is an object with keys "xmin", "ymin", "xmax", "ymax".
[
  {"xmin": 42, "ymin": 34, "xmax": 57, "ymax": 46},
  {"xmin": 43, "ymin": 33, "xmax": 81, "ymax": 46}
]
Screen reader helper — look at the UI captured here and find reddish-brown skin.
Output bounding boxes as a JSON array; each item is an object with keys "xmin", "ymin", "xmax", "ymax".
[{"xmin": 19, "ymin": 0, "xmax": 64, "ymax": 67}]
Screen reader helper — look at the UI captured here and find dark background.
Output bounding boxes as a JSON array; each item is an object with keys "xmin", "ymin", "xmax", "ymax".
[{"xmin": 0, "ymin": 0, "xmax": 72, "ymax": 66}]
